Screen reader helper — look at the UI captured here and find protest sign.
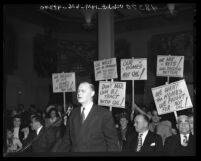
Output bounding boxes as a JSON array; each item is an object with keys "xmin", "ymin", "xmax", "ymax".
[
  {"xmin": 52, "ymin": 72, "xmax": 76, "ymax": 93},
  {"xmin": 121, "ymin": 58, "xmax": 147, "ymax": 80},
  {"xmin": 94, "ymin": 58, "xmax": 118, "ymax": 81},
  {"xmin": 157, "ymin": 55, "xmax": 184, "ymax": 77},
  {"xmin": 98, "ymin": 81, "xmax": 126, "ymax": 108},
  {"xmin": 151, "ymin": 79, "xmax": 193, "ymax": 115}
]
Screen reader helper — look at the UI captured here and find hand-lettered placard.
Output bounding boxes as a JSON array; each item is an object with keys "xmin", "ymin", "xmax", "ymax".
[
  {"xmin": 98, "ymin": 81, "xmax": 126, "ymax": 108},
  {"xmin": 94, "ymin": 58, "xmax": 118, "ymax": 81},
  {"xmin": 157, "ymin": 55, "xmax": 184, "ymax": 77},
  {"xmin": 52, "ymin": 72, "xmax": 76, "ymax": 93},
  {"xmin": 121, "ymin": 58, "xmax": 147, "ymax": 80},
  {"xmin": 151, "ymin": 79, "xmax": 193, "ymax": 115}
]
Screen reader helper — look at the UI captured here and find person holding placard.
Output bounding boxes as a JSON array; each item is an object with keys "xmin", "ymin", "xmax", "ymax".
[
  {"xmin": 163, "ymin": 115, "xmax": 195, "ymax": 156},
  {"xmin": 61, "ymin": 82, "xmax": 120, "ymax": 152},
  {"xmin": 124, "ymin": 114, "xmax": 163, "ymax": 154}
]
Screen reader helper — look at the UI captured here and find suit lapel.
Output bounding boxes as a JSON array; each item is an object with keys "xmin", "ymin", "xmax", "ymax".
[
  {"xmin": 141, "ymin": 131, "xmax": 152, "ymax": 151},
  {"xmin": 81, "ymin": 104, "xmax": 97, "ymax": 128}
]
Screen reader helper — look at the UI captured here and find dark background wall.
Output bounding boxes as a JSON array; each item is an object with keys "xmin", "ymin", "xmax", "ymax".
[{"xmin": 4, "ymin": 4, "xmax": 195, "ymax": 112}]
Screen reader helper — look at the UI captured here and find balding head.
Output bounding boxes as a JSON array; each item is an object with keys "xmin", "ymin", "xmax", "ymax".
[
  {"xmin": 177, "ymin": 115, "xmax": 190, "ymax": 135},
  {"xmin": 134, "ymin": 114, "xmax": 150, "ymax": 133}
]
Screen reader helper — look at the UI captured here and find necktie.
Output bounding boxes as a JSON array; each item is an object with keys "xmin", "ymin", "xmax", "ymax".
[
  {"xmin": 81, "ymin": 107, "xmax": 85, "ymax": 124},
  {"xmin": 183, "ymin": 135, "xmax": 188, "ymax": 146},
  {"xmin": 136, "ymin": 133, "xmax": 143, "ymax": 152}
]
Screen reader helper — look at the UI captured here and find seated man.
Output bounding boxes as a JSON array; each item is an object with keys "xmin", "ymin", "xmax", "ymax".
[
  {"xmin": 163, "ymin": 115, "xmax": 195, "ymax": 156},
  {"xmin": 124, "ymin": 114, "xmax": 163, "ymax": 155},
  {"xmin": 24, "ymin": 114, "xmax": 57, "ymax": 152}
]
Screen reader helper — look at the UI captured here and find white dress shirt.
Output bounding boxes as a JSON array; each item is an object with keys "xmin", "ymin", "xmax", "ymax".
[
  {"xmin": 139, "ymin": 130, "xmax": 149, "ymax": 145},
  {"xmin": 13, "ymin": 127, "xmax": 20, "ymax": 139},
  {"xmin": 81, "ymin": 102, "xmax": 93, "ymax": 120},
  {"xmin": 36, "ymin": 125, "xmax": 43, "ymax": 135}
]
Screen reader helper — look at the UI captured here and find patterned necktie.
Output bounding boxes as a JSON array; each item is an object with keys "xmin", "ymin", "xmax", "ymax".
[
  {"xmin": 183, "ymin": 135, "xmax": 188, "ymax": 146},
  {"xmin": 81, "ymin": 107, "xmax": 85, "ymax": 124},
  {"xmin": 136, "ymin": 133, "xmax": 143, "ymax": 152}
]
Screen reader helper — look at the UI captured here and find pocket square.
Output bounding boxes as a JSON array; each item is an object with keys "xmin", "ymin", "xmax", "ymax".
[{"xmin": 150, "ymin": 143, "xmax": 156, "ymax": 146}]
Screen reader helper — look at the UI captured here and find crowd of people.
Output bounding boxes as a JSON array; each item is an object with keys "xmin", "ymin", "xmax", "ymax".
[{"xmin": 3, "ymin": 82, "xmax": 195, "ymax": 156}]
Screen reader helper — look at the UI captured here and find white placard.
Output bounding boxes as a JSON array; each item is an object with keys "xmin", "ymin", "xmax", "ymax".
[
  {"xmin": 157, "ymin": 55, "xmax": 184, "ymax": 77},
  {"xmin": 151, "ymin": 79, "xmax": 193, "ymax": 115},
  {"xmin": 98, "ymin": 81, "xmax": 126, "ymax": 108},
  {"xmin": 121, "ymin": 58, "xmax": 147, "ymax": 80},
  {"xmin": 52, "ymin": 72, "xmax": 76, "ymax": 93},
  {"xmin": 94, "ymin": 58, "xmax": 118, "ymax": 81}
]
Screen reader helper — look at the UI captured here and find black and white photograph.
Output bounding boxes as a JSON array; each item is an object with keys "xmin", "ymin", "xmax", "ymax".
[{"xmin": 3, "ymin": 3, "xmax": 196, "ymax": 157}]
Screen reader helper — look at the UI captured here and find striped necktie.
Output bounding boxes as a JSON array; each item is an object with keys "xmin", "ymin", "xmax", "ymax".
[
  {"xmin": 136, "ymin": 133, "xmax": 143, "ymax": 152},
  {"xmin": 183, "ymin": 135, "xmax": 188, "ymax": 146}
]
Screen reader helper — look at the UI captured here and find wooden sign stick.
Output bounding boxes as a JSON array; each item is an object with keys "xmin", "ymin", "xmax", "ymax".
[
  {"xmin": 132, "ymin": 57, "xmax": 135, "ymax": 117},
  {"xmin": 109, "ymin": 79, "xmax": 114, "ymax": 112}
]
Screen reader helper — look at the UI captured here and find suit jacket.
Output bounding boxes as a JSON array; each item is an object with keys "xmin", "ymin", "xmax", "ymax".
[
  {"xmin": 31, "ymin": 126, "xmax": 57, "ymax": 152},
  {"xmin": 62, "ymin": 104, "xmax": 120, "ymax": 152},
  {"xmin": 163, "ymin": 134, "xmax": 195, "ymax": 156},
  {"xmin": 124, "ymin": 130, "xmax": 163, "ymax": 154}
]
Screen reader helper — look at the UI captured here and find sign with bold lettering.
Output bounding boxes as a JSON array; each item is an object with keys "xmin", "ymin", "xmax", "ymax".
[
  {"xmin": 98, "ymin": 81, "xmax": 126, "ymax": 108},
  {"xmin": 94, "ymin": 58, "xmax": 118, "ymax": 81},
  {"xmin": 157, "ymin": 55, "xmax": 184, "ymax": 77},
  {"xmin": 121, "ymin": 58, "xmax": 147, "ymax": 80},
  {"xmin": 151, "ymin": 79, "xmax": 193, "ymax": 115},
  {"xmin": 52, "ymin": 72, "xmax": 76, "ymax": 93}
]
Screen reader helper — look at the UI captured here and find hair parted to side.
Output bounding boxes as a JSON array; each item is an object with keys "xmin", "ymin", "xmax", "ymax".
[{"xmin": 79, "ymin": 82, "xmax": 95, "ymax": 93}]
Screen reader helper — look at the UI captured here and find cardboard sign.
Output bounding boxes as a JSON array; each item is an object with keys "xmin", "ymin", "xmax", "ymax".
[
  {"xmin": 52, "ymin": 72, "xmax": 76, "ymax": 93},
  {"xmin": 98, "ymin": 81, "xmax": 126, "ymax": 108},
  {"xmin": 121, "ymin": 58, "xmax": 147, "ymax": 80},
  {"xmin": 157, "ymin": 55, "xmax": 184, "ymax": 77},
  {"xmin": 94, "ymin": 58, "xmax": 118, "ymax": 81},
  {"xmin": 151, "ymin": 79, "xmax": 193, "ymax": 115}
]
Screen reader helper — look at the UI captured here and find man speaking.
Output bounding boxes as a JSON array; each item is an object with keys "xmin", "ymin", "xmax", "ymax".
[{"xmin": 62, "ymin": 82, "xmax": 120, "ymax": 152}]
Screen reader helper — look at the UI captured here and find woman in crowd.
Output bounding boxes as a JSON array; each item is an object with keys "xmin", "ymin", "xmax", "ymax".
[{"xmin": 45, "ymin": 107, "xmax": 62, "ymax": 127}]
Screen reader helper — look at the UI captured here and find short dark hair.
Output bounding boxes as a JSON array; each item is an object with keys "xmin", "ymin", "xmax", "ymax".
[
  {"xmin": 48, "ymin": 108, "xmax": 59, "ymax": 118},
  {"xmin": 12, "ymin": 114, "xmax": 21, "ymax": 120},
  {"xmin": 32, "ymin": 114, "xmax": 43, "ymax": 125}
]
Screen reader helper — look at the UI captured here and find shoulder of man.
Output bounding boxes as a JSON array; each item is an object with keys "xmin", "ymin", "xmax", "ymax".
[
  {"xmin": 164, "ymin": 134, "xmax": 178, "ymax": 143},
  {"xmin": 95, "ymin": 105, "xmax": 110, "ymax": 114}
]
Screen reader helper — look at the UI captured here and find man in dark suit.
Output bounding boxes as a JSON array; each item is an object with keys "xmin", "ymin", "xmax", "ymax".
[
  {"xmin": 29, "ymin": 114, "xmax": 57, "ymax": 152},
  {"xmin": 124, "ymin": 114, "xmax": 163, "ymax": 155},
  {"xmin": 163, "ymin": 115, "xmax": 195, "ymax": 156},
  {"xmin": 61, "ymin": 82, "xmax": 120, "ymax": 152}
]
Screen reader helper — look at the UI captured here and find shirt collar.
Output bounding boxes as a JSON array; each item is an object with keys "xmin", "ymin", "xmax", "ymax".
[
  {"xmin": 81, "ymin": 102, "xmax": 93, "ymax": 112},
  {"xmin": 139, "ymin": 130, "xmax": 149, "ymax": 145},
  {"xmin": 81, "ymin": 102, "xmax": 93, "ymax": 117},
  {"xmin": 37, "ymin": 125, "xmax": 43, "ymax": 135},
  {"xmin": 180, "ymin": 133, "xmax": 190, "ymax": 139}
]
